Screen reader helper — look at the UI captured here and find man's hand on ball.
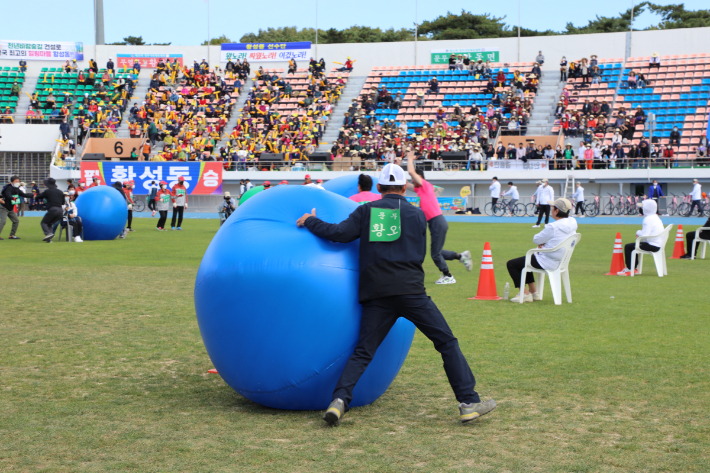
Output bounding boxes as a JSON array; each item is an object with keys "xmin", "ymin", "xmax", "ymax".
[{"xmin": 297, "ymin": 208, "xmax": 316, "ymax": 227}]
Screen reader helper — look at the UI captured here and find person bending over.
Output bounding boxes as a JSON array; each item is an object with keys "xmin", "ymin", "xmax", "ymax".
[
  {"xmin": 297, "ymin": 163, "xmax": 495, "ymax": 425},
  {"xmin": 506, "ymin": 198, "xmax": 578, "ymax": 302},
  {"xmin": 618, "ymin": 199, "xmax": 664, "ymax": 275}
]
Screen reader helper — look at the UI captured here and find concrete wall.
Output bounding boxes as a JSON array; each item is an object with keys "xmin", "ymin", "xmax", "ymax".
[
  {"xmin": 0, "ymin": 124, "xmax": 60, "ymax": 152},
  {"xmin": 7, "ymin": 27, "xmax": 710, "ymax": 77}
]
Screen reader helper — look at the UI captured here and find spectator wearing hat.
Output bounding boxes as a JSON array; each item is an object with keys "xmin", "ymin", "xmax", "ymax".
[
  {"xmin": 559, "ymin": 56, "xmax": 568, "ymax": 82},
  {"xmin": 649, "ymin": 52, "xmax": 661, "ymax": 69},
  {"xmin": 61, "ymin": 191, "xmax": 83, "ymax": 242},
  {"xmin": 506, "ymin": 198, "xmax": 577, "ymax": 302}
]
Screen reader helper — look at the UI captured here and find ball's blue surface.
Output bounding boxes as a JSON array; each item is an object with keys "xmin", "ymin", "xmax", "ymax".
[
  {"xmin": 194, "ymin": 186, "xmax": 414, "ymax": 410},
  {"xmin": 74, "ymin": 186, "xmax": 128, "ymax": 241},
  {"xmin": 322, "ymin": 175, "xmax": 380, "ymax": 199}
]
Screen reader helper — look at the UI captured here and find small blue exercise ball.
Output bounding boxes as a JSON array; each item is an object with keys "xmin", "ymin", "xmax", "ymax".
[
  {"xmin": 74, "ymin": 186, "xmax": 128, "ymax": 241},
  {"xmin": 194, "ymin": 186, "xmax": 415, "ymax": 410},
  {"xmin": 322, "ymin": 174, "xmax": 380, "ymax": 199}
]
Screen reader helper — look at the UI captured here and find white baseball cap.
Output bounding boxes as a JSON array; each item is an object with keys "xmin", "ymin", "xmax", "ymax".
[{"xmin": 378, "ymin": 164, "xmax": 406, "ymax": 186}]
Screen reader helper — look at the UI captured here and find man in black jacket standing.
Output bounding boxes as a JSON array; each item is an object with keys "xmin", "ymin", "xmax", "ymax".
[
  {"xmin": 0, "ymin": 175, "xmax": 34, "ymax": 240},
  {"xmin": 297, "ymin": 163, "xmax": 495, "ymax": 426},
  {"xmin": 36, "ymin": 178, "xmax": 65, "ymax": 242}
]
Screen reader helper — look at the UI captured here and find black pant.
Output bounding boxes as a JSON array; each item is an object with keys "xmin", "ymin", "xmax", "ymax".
[
  {"xmin": 69, "ymin": 218, "xmax": 83, "ymax": 237},
  {"xmin": 536, "ymin": 204, "xmax": 551, "ymax": 225},
  {"xmin": 171, "ymin": 206, "xmax": 184, "ymax": 228},
  {"xmin": 624, "ymin": 242, "xmax": 659, "ymax": 269},
  {"xmin": 492, "ymin": 197, "xmax": 498, "ymax": 206},
  {"xmin": 157, "ymin": 210, "xmax": 168, "ymax": 229},
  {"xmin": 506, "ymin": 254, "xmax": 543, "ymax": 288},
  {"xmin": 148, "ymin": 199, "xmax": 156, "ymax": 211},
  {"xmin": 126, "ymin": 209, "xmax": 132, "ymax": 229},
  {"xmin": 687, "ymin": 200, "xmax": 702, "ymax": 216},
  {"xmin": 428, "ymin": 215, "xmax": 459, "ymax": 274},
  {"xmin": 332, "ymin": 294, "xmax": 480, "ymax": 410},
  {"xmin": 41, "ymin": 207, "xmax": 63, "ymax": 235},
  {"xmin": 575, "ymin": 201, "xmax": 584, "ymax": 215}
]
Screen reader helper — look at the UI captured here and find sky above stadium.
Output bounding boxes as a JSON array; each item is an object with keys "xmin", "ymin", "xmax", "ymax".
[{"xmin": 3, "ymin": 0, "xmax": 707, "ymax": 46}]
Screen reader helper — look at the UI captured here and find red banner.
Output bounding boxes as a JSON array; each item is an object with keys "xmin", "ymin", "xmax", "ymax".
[{"xmin": 116, "ymin": 54, "xmax": 184, "ymax": 69}]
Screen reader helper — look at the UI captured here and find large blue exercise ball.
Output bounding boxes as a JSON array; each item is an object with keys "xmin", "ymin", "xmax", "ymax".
[
  {"xmin": 74, "ymin": 186, "xmax": 128, "ymax": 241},
  {"xmin": 322, "ymin": 174, "xmax": 380, "ymax": 199},
  {"xmin": 194, "ymin": 186, "xmax": 415, "ymax": 410}
]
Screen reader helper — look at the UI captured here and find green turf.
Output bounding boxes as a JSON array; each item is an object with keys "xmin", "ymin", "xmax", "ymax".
[{"xmin": 2, "ymin": 218, "xmax": 709, "ymax": 472}]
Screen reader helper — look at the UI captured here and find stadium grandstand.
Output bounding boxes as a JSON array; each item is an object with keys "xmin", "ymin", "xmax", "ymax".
[{"xmin": 1, "ymin": 27, "xmax": 709, "ymax": 213}]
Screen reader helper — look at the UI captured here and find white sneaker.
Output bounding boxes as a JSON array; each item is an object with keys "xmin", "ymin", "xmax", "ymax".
[
  {"xmin": 617, "ymin": 268, "xmax": 631, "ymax": 276},
  {"xmin": 435, "ymin": 275, "xmax": 457, "ymax": 285},
  {"xmin": 74, "ymin": 236, "xmax": 83, "ymax": 242},
  {"xmin": 532, "ymin": 292, "xmax": 542, "ymax": 301},
  {"xmin": 510, "ymin": 292, "xmax": 533, "ymax": 303},
  {"xmin": 532, "ymin": 224, "xmax": 540, "ymax": 228},
  {"xmin": 579, "ymin": 215, "xmax": 586, "ymax": 218},
  {"xmin": 460, "ymin": 250, "xmax": 473, "ymax": 271},
  {"xmin": 152, "ymin": 210, "xmax": 157, "ymax": 217}
]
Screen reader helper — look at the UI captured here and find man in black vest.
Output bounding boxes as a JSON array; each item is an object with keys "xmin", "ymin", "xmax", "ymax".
[{"xmin": 297, "ymin": 163, "xmax": 495, "ymax": 425}]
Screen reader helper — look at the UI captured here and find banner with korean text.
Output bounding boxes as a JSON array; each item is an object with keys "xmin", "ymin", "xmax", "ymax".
[
  {"xmin": 487, "ymin": 159, "xmax": 548, "ymax": 171},
  {"xmin": 80, "ymin": 162, "xmax": 223, "ymax": 195},
  {"xmin": 116, "ymin": 54, "xmax": 184, "ymax": 69},
  {"xmin": 405, "ymin": 196, "xmax": 466, "ymax": 211},
  {"xmin": 430, "ymin": 47, "xmax": 499, "ymax": 65},
  {"xmin": 0, "ymin": 40, "xmax": 84, "ymax": 61},
  {"xmin": 220, "ymin": 42, "xmax": 311, "ymax": 63}
]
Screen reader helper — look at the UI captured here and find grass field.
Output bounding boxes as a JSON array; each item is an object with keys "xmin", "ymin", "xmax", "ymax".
[{"xmin": 2, "ymin": 217, "xmax": 709, "ymax": 472}]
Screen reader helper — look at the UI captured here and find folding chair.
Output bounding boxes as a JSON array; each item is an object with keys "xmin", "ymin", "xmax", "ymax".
[{"xmin": 520, "ymin": 233, "xmax": 582, "ymax": 305}]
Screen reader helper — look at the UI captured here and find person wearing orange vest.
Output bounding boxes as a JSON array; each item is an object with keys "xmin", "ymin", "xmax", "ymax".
[
  {"xmin": 170, "ymin": 176, "xmax": 188, "ymax": 230},
  {"xmin": 154, "ymin": 181, "xmax": 172, "ymax": 230},
  {"xmin": 124, "ymin": 180, "xmax": 135, "ymax": 232}
]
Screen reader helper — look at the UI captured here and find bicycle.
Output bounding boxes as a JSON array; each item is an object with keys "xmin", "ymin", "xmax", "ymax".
[
  {"xmin": 525, "ymin": 196, "xmax": 538, "ymax": 217},
  {"xmin": 677, "ymin": 193, "xmax": 691, "ymax": 216},
  {"xmin": 583, "ymin": 194, "xmax": 600, "ymax": 217},
  {"xmin": 132, "ymin": 196, "xmax": 146, "ymax": 212},
  {"xmin": 603, "ymin": 193, "xmax": 617, "ymax": 216},
  {"xmin": 492, "ymin": 198, "xmax": 526, "ymax": 217}
]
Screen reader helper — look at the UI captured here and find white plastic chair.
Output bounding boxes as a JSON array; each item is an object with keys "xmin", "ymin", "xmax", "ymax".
[
  {"xmin": 690, "ymin": 227, "xmax": 710, "ymax": 260},
  {"xmin": 630, "ymin": 224, "xmax": 673, "ymax": 277},
  {"xmin": 520, "ymin": 233, "xmax": 582, "ymax": 305}
]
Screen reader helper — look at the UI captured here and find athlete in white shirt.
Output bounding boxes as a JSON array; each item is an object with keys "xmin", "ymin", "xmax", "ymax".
[
  {"xmin": 687, "ymin": 179, "xmax": 703, "ymax": 216},
  {"xmin": 489, "ymin": 177, "xmax": 501, "ymax": 205},
  {"xmin": 533, "ymin": 179, "xmax": 555, "ymax": 227},
  {"xmin": 571, "ymin": 182, "xmax": 585, "ymax": 217}
]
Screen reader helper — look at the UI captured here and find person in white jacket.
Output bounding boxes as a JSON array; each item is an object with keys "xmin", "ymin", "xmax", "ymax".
[
  {"xmin": 572, "ymin": 182, "xmax": 585, "ymax": 217},
  {"xmin": 489, "ymin": 177, "xmax": 501, "ymax": 205},
  {"xmin": 506, "ymin": 198, "xmax": 578, "ymax": 302},
  {"xmin": 61, "ymin": 191, "xmax": 83, "ymax": 242},
  {"xmin": 618, "ymin": 199, "xmax": 664, "ymax": 275},
  {"xmin": 687, "ymin": 179, "xmax": 703, "ymax": 217},
  {"xmin": 533, "ymin": 179, "xmax": 555, "ymax": 227},
  {"xmin": 501, "ymin": 181, "xmax": 519, "ymax": 216}
]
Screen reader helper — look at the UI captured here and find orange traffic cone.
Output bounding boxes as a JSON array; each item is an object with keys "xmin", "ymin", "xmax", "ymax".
[
  {"xmin": 468, "ymin": 242, "xmax": 502, "ymax": 300},
  {"xmin": 605, "ymin": 232, "xmax": 626, "ymax": 275},
  {"xmin": 670, "ymin": 224, "xmax": 685, "ymax": 259}
]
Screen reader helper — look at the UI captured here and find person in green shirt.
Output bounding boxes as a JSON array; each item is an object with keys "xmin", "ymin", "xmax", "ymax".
[{"xmin": 10, "ymin": 82, "xmax": 21, "ymax": 97}]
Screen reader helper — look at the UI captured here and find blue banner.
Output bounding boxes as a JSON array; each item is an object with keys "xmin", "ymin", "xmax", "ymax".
[
  {"xmin": 220, "ymin": 42, "xmax": 311, "ymax": 62},
  {"xmin": 405, "ymin": 196, "xmax": 466, "ymax": 210}
]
